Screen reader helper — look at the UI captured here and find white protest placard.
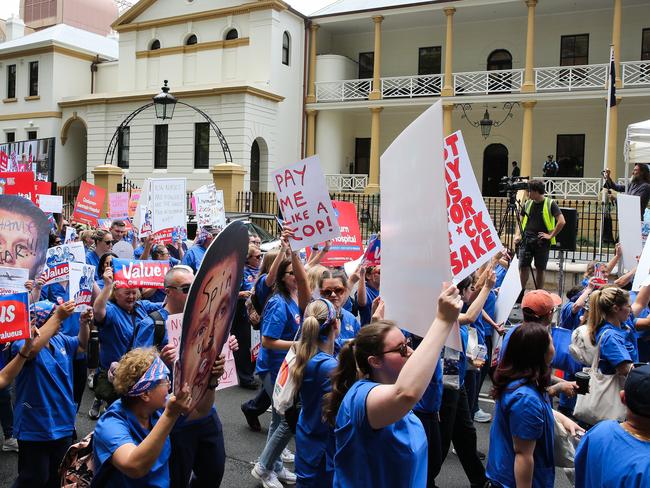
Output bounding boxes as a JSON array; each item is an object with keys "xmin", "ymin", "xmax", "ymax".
[
  {"xmin": 0, "ymin": 266, "xmax": 28, "ymax": 295},
  {"xmin": 633, "ymin": 237, "xmax": 650, "ymax": 291},
  {"xmin": 150, "ymin": 178, "xmax": 187, "ymax": 243},
  {"xmin": 494, "ymin": 257, "xmax": 522, "ymax": 325},
  {"xmin": 37, "ymin": 194, "xmax": 63, "ymax": 214},
  {"xmin": 42, "ymin": 242, "xmax": 86, "ymax": 285},
  {"xmin": 64, "ymin": 226, "xmax": 77, "ymax": 244},
  {"xmin": 194, "ymin": 187, "xmax": 226, "ymax": 229},
  {"xmin": 617, "ymin": 194, "xmax": 642, "ymax": 271},
  {"xmin": 380, "ymin": 101, "xmax": 459, "ymax": 348},
  {"xmin": 216, "ymin": 341, "xmax": 238, "ymax": 391},
  {"xmin": 445, "ymin": 131, "xmax": 502, "ymax": 283},
  {"xmin": 113, "ymin": 240, "xmax": 135, "ymax": 260},
  {"xmin": 165, "ymin": 313, "xmax": 183, "ymax": 353},
  {"xmin": 69, "ymin": 262, "xmax": 95, "ymax": 311},
  {"xmin": 271, "ymin": 155, "xmax": 341, "ymax": 250}
]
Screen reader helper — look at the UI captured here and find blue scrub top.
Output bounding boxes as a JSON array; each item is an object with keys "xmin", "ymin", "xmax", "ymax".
[
  {"xmin": 355, "ymin": 284, "xmax": 379, "ymax": 326},
  {"xmin": 98, "ymin": 300, "xmax": 162, "ymax": 369},
  {"xmin": 414, "ymin": 358, "xmax": 444, "ymax": 414},
  {"xmin": 575, "ymin": 420, "xmax": 650, "ymax": 488},
  {"xmin": 559, "ymin": 301, "xmax": 583, "ymax": 331},
  {"xmin": 296, "ymin": 351, "xmax": 338, "ymax": 483},
  {"xmin": 481, "ymin": 290, "xmax": 497, "ymax": 337},
  {"xmin": 241, "ymin": 265, "xmax": 259, "ymax": 292},
  {"xmin": 181, "ymin": 244, "xmax": 206, "ymax": 273},
  {"xmin": 342, "ymin": 296, "xmax": 353, "ymax": 313},
  {"xmin": 255, "ymin": 274, "xmax": 273, "ymax": 307},
  {"xmin": 334, "ymin": 379, "xmax": 427, "ymax": 488},
  {"xmin": 132, "ymin": 308, "xmax": 170, "ymax": 350},
  {"xmin": 486, "ymin": 380, "xmax": 555, "ymax": 488},
  {"xmin": 495, "ymin": 264, "xmax": 508, "ymax": 288},
  {"xmin": 94, "ymin": 399, "xmax": 171, "ymax": 488},
  {"xmin": 148, "ymin": 289, "xmax": 167, "ymax": 303},
  {"xmin": 337, "ymin": 308, "xmax": 360, "ymax": 342},
  {"xmin": 498, "ymin": 323, "xmax": 521, "ymax": 365},
  {"xmin": 40, "ymin": 283, "xmax": 81, "ymax": 336},
  {"xmin": 595, "ymin": 322, "xmax": 638, "ymax": 374},
  {"xmin": 12, "ymin": 334, "xmax": 79, "ymax": 441},
  {"xmin": 255, "ymin": 294, "xmax": 301, "ymax": 380},
  {"xmin": 133, "ymin": 245, "xmax": 144, "ymax": 259}
]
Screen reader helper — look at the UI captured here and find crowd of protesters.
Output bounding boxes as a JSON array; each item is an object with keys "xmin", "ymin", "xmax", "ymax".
[{"xmin": 0, "ymin": 191, "xmax": 649, "ymax": 488}]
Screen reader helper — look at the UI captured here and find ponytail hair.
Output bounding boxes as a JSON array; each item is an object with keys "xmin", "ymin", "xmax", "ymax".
[
  {"xmin": 587, "ymin": 286, "xmax": 629, "ymax": 344},
  {"xmin": 322, "ymin": 320, "xmax": 395, "ymax": 426},
  {"xmin": 291, "ymin": 299, "xmax": 337, "ymax": 389}
]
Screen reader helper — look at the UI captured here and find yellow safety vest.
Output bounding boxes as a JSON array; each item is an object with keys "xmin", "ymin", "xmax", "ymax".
[{"xmin": 522, "ymin": 197, "xmax": 556, "ymax": 245}]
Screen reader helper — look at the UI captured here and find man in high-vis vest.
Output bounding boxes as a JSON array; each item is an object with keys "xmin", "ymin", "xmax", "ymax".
[{"xmin": 515, "ymin": 179, "xmax": 565, "ymax": 290}]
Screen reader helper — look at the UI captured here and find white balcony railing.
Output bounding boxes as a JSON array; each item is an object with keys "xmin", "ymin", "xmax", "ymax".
[
  {"xmin": 315, "ymin": 79, "xmax": 372, "ymax": 102},
  {"xmin": 541, "ymin": 177, "xmax": 626, "ymax": 199},
  {"xmin": 621, "ymin": 60, "xmax": 650, "ymax": 87},
  {"xmin": 453, "ymin": 69, "xmax": 524, "ymax": 95},
  {"xmin": 325, "ymin": 174, "xmax": 368, "ymax": 192},
  {"xmin": 535, "ymin": 64, "xmax": 608, "ymax": 92},
  {"xmin": 381, "ymin": 74, "xmax": 443, "ymax": 98}
]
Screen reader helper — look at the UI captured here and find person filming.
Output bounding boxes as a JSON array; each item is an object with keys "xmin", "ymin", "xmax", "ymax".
[{"xmin": 515, "ymin": 179, "xmax": 565, "ymax": 290}]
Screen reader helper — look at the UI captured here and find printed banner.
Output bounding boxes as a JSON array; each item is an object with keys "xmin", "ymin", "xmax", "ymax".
[
  {"xmin": 128, "ymin": 189, "xmax": 141, "ymax": 218},
  {"xmin": 69, "ymin": 262, "xmax": 95, "ymax": 312},
  {"xmin": 176, "ymin": 221, "xmax": 248, "ymax": 410},
  {"xmin": 42, "ymin": 242, "xmax": 86, "ymax": 285},
  {"xmin": 0, "ymin": 138, "xmax": 55, "ymax": 182},
  {"xmin": 0, "ymin": 292, "xmax": 30, "ymax": 344},
  {"xmin": 362, "ymin": 234, "xmax": 381, "ymax": 266},
  {"xmin": 445, "ymin": 131, "xmax": 502, "ymax": 282},
  {"xmin": 305, "ymin": 201, "xmax": 363, "ymax": 267},
  {"xmin": 271, "ymin": 156, "xmax": 341, "ymax": 250},
  {"xmin": 165, "ymin": 313, "xmax": 183, "ymax": 353},
  {"xmin": 617, "ymin": 194, "xmax": 642, "ymax": 271},
  {"xmin": 64, "ymin": 226, "xmax": 77, "ymax": 244},
  {"xmin": 0, "ymin": 172, "xmax": 36, "ymax": 202},
  {"xmin": 72, "ymin": 181, "xmax": 106, "ymax": 226},
  {"xmin": 216, "ymin": 341, "xmax": 238, "ymax": 391},
  {"xmin": 150, "ymin": 178, "xmax": 186, "ymax": 243},
  {"xmin": 0, "ymin": 266, "xmax": 29, "ymax": 295},
  {"xmin": 112, "ymin": 259, "xmax": 170, "ymax": 289},
  {"xmin": 37, "ymin": 194, "xmax": 62, "ymax": 214},
  {"xmin": 108, "ymin": 192, "xmax": 129, "ymax": 220}
]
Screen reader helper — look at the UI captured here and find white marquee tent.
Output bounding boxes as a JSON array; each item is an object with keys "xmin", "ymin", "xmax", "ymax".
[{"xmin": 625, "ymin": 119, "xmax": 650, "ymax": 182}]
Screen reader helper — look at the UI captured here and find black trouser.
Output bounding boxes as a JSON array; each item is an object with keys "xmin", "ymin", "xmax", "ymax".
[
  {"xmin": 13, "ymin": 437, "xmax": 72, "ymax": 488},
  {"xmin": 464, "ymin": 370, "xmax": 481, "ymax": 418},
  {"xmin": 232, "ymin": 301, "xmax": 256, "ymax": 386},
  {"xmin": 170, "ymin": 411, "xmax": 226, "ymax": 487},
  {"xmin": 438, "ymin": 386, "xmax": 486, "ymax": 488},
  {"xmin": 72, "ymin": 356, "xmax": 87, "ymax": 411},
  {"xmin": 414, "ymin": 410, "xmax": 442, "ymax": 488},
  {"xmin": 242, "ymin": 384, "xmax": 272, "ymax": 417},
  {"xmin": 0, "ymin": 385, "xmax": 13, "ymax": 439}
]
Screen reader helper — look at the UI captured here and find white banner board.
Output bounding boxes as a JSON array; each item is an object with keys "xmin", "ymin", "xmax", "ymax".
[
  {"xmin": 69, "ymin": 262, "xmax": 95, "ymax": 312},
  {"xmin": 617, "ymin": 194, "xmax": 642, "ymax": 271},
  {"xmin": 194, "ymin": 186, "xmax": 226, "ymax": 230},
  {"xmin": 0, "ymin": 266, "xmax": 28, "ymax": 295},
  {"xmin": 37, "ymin": 194, "xmax": 63, "ymax": 214},
  {"xmin": 271, "ymin": 155, "xmax": 340, "ymax": 250},
  {"xmin": 494, "ymin": 257, "xmax": 522, "ymax": 325},
  {"xmin": 633, "ymin": 237, "xmax": 650, "ymax": 291},
  {"xmin": 150, "ymin": 178, "xmax": 187, "ymax": 242}
]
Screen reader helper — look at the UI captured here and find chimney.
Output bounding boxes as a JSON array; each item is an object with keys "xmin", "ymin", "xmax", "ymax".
[{"xmin": 5, "ymin": 14, "xmax": 25, "ymax": 41}]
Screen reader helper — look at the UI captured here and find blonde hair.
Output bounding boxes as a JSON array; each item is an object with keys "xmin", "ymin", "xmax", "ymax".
[
  {"xmin": 587, "ymin": 286, "xmax": 629, "ymax": 343},
  {"xmin": 259, "ymin": 250, "xmax": 279, "ymax": 275},
  {"xmin": 307, "ymin": 265, "xmax": 328, "ymax": 295},
  {"xmin": 113, "ymin": 347, "xmax": 157, "ymax": 396},
  {"xmin": 290, "ymin": 300, "xmax": 336, "ymax": 389}
]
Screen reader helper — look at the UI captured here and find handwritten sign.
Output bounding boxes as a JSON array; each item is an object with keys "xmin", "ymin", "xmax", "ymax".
[
  {"xmin": 165, "ymin": 313, "xmax": 183, "ymax": 353},
  {"xmin": 112, "ymin": 258, "xmax": 170, "ymax": 289},
  {"xmin": 108, "ymin": 192, "xmax": 129, "ymax": 220},
  {"xmin": 150, "ymin": 178, "xmax": 186, "ymax": 243},
  {"xmin": 0, "ymin": 172, "xmax": 36, "ymax": 202},
  {"xmin": 0, "ymin": 292, "xmax": 30, "ymax": 344},
  {"xmin": 72, "ymin": 181, "xmax": 106, "ymax": 226},
  {"xmin": 69, "ymin": 262, "xmax": 95, "ymax": 311},
  {"xmin": 216, "ymin": 341, "xmax": 238, "ymax": 391},
  {"xmin": 0, "ymin": 266, "xmax": 28, "ymax": 295},
  {"xmin": 193, "ymin": 185, "xmax": 226, "ymax": 230},
  {"xmin": 271, "ymin": 156, "xmax": 340, "ymax": 250},
  {"xmin": 37, "ymin": 194, "xmax": 62, "ymax": 214},
  {"xmin": 445, "ymin": 131, "xmax": 502, "ymax": 282},
  {"xmin": 42, "ymin": 242, "xmax": 86, "ymax": 285},
  {"xmin": 305, "ymin": 201, "xmax": 363, "ymax": 267}
]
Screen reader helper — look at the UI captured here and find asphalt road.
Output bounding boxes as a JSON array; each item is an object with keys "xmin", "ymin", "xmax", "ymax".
[{"xmin": 0, "ymin": 379, "xmax": 572, "ymax": 488}]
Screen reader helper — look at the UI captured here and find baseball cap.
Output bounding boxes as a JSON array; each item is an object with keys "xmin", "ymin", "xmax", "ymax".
[
  {"xmin": 522, "ymin": 290, "xmax": 562, "ymax": 318},
  {"xmin": 624, "ymin": 364, "xmax": 650, "ymax": 417}
]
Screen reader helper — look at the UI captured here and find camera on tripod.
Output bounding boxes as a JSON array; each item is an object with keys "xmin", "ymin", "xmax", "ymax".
[{"xmin": 499, "ymin": 176, "xmax": 530, "ymax": 195}]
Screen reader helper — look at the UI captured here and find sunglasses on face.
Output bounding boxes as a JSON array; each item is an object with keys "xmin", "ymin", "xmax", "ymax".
[
  {"xmin": 250, "ymin": 254, "xmax": 262, "ymax": 259},
  {"xmin": 322, "ymin": 286, "xmax": 346, "ymax": 296},
  {"xmin": 102, "ymin": 240, "xmax": 114, "ymax": 245},
  {"xmin": 167, "ymin": 285, "xmax": 191, "ymax": 294},
  {"xmin": 381, "ymin": 337, "xmax": 412, "ymax": 357}
]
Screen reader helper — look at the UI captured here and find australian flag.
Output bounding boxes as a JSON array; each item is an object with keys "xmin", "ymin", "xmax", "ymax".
[{"xmin": 608, "ymin": 46, "xmax": 616, "ymax": 108}]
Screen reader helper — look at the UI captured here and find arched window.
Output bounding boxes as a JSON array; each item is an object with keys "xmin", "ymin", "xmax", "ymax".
[
  {"xmin": 185, "ymin": 34, "xmax": 198, "ymax": 46},
  {"xmin": 250, "ymin": 140, "xmax": 260, "ymax": 193},
  {"xmin": 486, "ymin": 49, "xmax": 512, "ymax": 71},
  {"xmin": 282, "ymin": 31, "xmax": 290, "ymax": 66},
  {"xmin": 225, "ymin": 28, "xmax": 239, "ymax": 41},
  {"xmin": 150, "ymin": 39, "xmax": 161, "ymax": 50}
]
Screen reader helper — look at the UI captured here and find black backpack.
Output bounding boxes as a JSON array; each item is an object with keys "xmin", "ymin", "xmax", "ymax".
[{"xmin": 130, "ymin": 310, "xmax": 166, "ymax": 351}]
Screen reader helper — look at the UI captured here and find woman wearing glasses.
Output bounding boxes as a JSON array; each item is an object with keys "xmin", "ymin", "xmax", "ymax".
[
  {"xmin": 318, "ymin": 269, "xmax": 360, "ymax": 345},
  {"xmin": 93, "ymin": 348, "xmax": 192, "ymax": 487},
  {"xmin": 87, "ymin": 230, "xmax": 114, "ymax": 280},
  {"xmin": 322, "ymin": 284, "xmax": 461, "ymax": 488}
]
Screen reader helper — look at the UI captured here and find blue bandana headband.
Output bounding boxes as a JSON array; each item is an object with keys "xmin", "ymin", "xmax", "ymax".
[
  {"xmin": 316, "ymin": 298, "xmax": 338, "ymax": 336},
  {"xmin": 127, "ymin": 356, "xmax": 170, "ymax": 397}
]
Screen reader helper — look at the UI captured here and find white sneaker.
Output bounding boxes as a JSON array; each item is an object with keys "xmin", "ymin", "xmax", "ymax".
[
  {"xmin": 88, "ymin": 398, "xmax": 102, "ymax": 420},
  {"xmin": 1, "ymin": 437, "xmax": 18, "ymax": 452},
  {"xmin": 276, "ymin": 466, "xmax": 297, "ymax": 484},
  {"xmin": 251, "ymin": 463, "xmax": 283, "ymax": 488},
  {"xmin": 87, "ymin": 371, "xmax": 95, "ymax": 390},
  {"xmin": 281, "ymin": 447, "xmax": 294, "ymax": 463},
  {"xmin": 474, "ymin": 408, "xmax": 492, "ymax": 423}
]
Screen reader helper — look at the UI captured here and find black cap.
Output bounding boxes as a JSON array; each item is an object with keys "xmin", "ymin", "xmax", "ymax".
[{"xmin": 625, "ymin": 364, "xmax": 650, "ymax": 417}]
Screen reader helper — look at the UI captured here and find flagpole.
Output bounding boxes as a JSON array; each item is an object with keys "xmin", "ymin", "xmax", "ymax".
[{"xmin": 598, "ymin": 45, "xmax": 615, "ymax": 259}]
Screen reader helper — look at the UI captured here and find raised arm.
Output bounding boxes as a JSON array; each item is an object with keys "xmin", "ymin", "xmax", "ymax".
[
  {"xmin": 572, "ymin": 282, "xmax": 594, "ymax": 314},
  {"xmin": 356, "ymin": 267, "xmax": 368, "ymax": 308},
  {"xmin": 632, "ymin": 283, "xmax": 650, "ymax": 318},
  {"xmin": 94, "ymin": 267, "xmax": 114, "ymax": 323},
  {"xmin": 365, "ymin": 284, "xmax": 460, "ymax": 429},
  {"xmin": 140, "ymin": 235, "xmax": 155, "ymax": 261},
  {"xmin": 292, "ymin": 250, "xmax": 311, "ymax": 313},
  {"xmin": 459, "ymin": 269, "xmax": 496, "ymax": 325},
  {"xmin": 24, "ymin": 300, "xmax": 75, "ymax": 358},
  {"xmin": 306, "ymin": 241, "xmax": 331, "ymax": 268},
  {"xmin": 603, "ymin": 244, "xmax": 622, "ymax": 276},
  {"xmin": 265, "ymin": 239, "xmax": 287, "ymax": 288}
]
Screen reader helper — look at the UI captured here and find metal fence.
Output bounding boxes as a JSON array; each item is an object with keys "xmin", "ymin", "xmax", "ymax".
[
  {"xmin": 117, "ymin": 175, "xmax": 139, "ymax": 193},
  {"xmin": 56, "ymin": 173, "xmax": 86, "ymax": 220}
]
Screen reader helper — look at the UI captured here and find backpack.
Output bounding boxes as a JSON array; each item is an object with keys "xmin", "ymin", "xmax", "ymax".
[
  {"xmin": 569, "ymin": 324, "xmax": 597, "ymax": 366},
  {"xmin": 130, "ymin": 310, "xmax": 166, "ymax": 351},
  {"xmin": 59, "ymin": 432, "xmax": 104, "ymax": 488}
]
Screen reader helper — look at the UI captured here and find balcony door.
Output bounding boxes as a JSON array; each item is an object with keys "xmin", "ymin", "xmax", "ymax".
[
  {"xmin": 355, "ymin": 138, "xmax": 371, "ymax": 176},
  {"xmin": 487, "ymin": 49, "xmax": 513, "ymax": 93},
  {"xmin": 482, "ymin": 143, "xmax": 509, "ymax": 197}
]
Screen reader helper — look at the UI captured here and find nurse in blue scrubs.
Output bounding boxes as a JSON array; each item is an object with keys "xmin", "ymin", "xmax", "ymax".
[
  {"xmin": 322, "ymin": 284, "xmax": 462, "ymax": 488},
  {"xmin": 318, "ymin": 269, "xmax": 360, "ymax": 345},
  {"xmin": 355, "ymin": 265, "xmax": 380, "ymax": 326},
  {"xmin": 293, "ymin": 299, "xmax": 340, "ymax": 487},
  {"xmin": 486, "ymin": 323, "xmax": 582, "ymax": 488},
  {"xmin": 93, "ymin": 348, "xmax": 191, "ymax": 487},
  {"xmin": 12, "ymin": 299, "xmax": 90, "ymax": 488}
]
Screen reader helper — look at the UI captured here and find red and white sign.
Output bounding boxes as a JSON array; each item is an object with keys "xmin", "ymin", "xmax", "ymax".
[
  {"xmin": 69, "ymin": 262, "xmax": 95, "ymax": 312},
  {"xmin": 165, "ymin": 313, "xmax": 183, "ymax": 353},
  {"xmin": 271, "ymin": 156, "xmax": 340, "ymax": 250},
  {"xmin": 112, "ymin": 258, "xmax": 170, "ymax": 289},
  {"xmin": 108, "ymin": 192, "xmax": 129, "ymax": 220},
  {"xmin": 0, "ymin": 172, "xmax": 36, "ymax": 202},
  {"xmin": 35, "ymin": 181, "xmax": 52, "ymax": 196},
  {"xmin": 361, "ymin": 234, "xmax": 381, "ymax": 266},
  {"xmin": 42, "ymin": 242, "xmax": 86, "ymax": 285},
  {"xmin": 445, "ymin": 131, "xmax": 502, "ymax": 282},
  {"xmin": 216, "ymin": 341, "xmax": 238, "ymax": 391},
  {"xmin": 0, "ymin": 292, "xmax": 30, "ymax": 344},
  {"xmin": 305, "ymin": 200, "xmax": 363, "ymax": 267},
  {"xmin": 72, "ymin": 181, "xmax": 106, "ymax": 226}
]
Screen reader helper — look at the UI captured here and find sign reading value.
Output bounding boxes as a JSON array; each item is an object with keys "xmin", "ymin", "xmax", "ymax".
[
  {"xmin": 0, "ymin": 292, "xmax": 30, "ymax": 344},
  {"xmin": 112, "ymin": 259, "xmax": 170, "ymax": 289}
]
